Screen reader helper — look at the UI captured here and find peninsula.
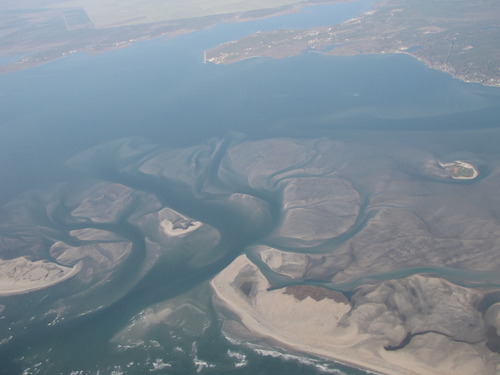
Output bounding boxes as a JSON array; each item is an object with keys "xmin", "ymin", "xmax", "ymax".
[
  {"xmin": 205, "ymin": 0, "xmax": 500, "ymax": 87},
  {"xmin": 0, "ymin": 0, "xmax": 349, "ymax": 73}
]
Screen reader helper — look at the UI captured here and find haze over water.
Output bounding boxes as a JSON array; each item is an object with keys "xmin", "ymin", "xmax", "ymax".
[{"xmin": 0, "ymin": 1, "xmax": 499, "ymax": 374}]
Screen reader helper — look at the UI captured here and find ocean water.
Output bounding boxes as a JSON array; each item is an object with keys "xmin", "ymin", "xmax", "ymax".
[{"xmin": 0, "ymin": 1, "xmax": 499, "ymax": 374}]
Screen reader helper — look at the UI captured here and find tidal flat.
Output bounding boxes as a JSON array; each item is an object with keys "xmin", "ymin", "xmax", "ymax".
[
  {"xmin": 0, "ymin": 1, "xmax": 500, "ymax": 371},
  {"xmin": 0, "ymin": 135, "xmax": 499, "ymax": 374}
]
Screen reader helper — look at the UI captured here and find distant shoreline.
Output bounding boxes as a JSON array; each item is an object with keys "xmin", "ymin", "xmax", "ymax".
[{"xmin": 204, "ymin": 0, "xmax": 500, "ymax": 87}]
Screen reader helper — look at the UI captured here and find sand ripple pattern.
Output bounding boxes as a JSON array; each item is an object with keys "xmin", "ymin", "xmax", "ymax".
[{"xmin": 0, "ymin": 136, "xmax": 499, "ymax": 374}]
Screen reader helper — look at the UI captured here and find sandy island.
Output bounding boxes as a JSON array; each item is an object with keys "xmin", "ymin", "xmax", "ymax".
[
  {"xmin": 160, "ymin": 218, "xmax": 202, "ymax": 237},
  {"xmin": 211, "ymin": 255, "xmax": 498, "ymax": 375},
  {"xmin": 0, "ymin": 257, "xmax": 81, "ymax": 296},
  {"xmin": 439, "ymin": 160, "xmax": 479, "ymax": 180}
]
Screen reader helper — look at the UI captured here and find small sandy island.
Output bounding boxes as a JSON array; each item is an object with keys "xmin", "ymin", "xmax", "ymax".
[
  {"xmin": 160, "ymin": 218, "xmax": 202, "ymax": 237},
  {"xmin": 211, "ymin": 255, "xmax": 499, "ymax": 375},
  {"xmin": 0, "ymin": 256, "xmax": 81, "ymax": 296},
  {"xmin": 439, "ymin": 160, "xmax": 479, "ymax": 180}
]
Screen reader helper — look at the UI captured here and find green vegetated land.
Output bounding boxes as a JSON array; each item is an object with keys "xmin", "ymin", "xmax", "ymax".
[
  {"xmin": 455, "ymin": 168, "xmax": 474, "ymax": 178},
  {"xmin": 206, "ymin": 0, "xmax": 500, "ymax": 86}
]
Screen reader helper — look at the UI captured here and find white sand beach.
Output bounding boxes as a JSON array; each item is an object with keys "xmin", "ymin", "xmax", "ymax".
[
  {"xmin": 439, "ymin": 160, "xmax": 479, "ymax": 180},
  {"xmin": 0, "ymin": 257, "xmax": 81, "ymax": 296},
  {"xmin": 211, "ymin": 255, "xmax": 500, "ymax": 375}
]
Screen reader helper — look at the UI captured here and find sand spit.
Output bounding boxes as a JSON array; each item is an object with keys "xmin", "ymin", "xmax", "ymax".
[
  {"xmin": 0, "ymin": 256, "xmax": 81, "ymax": 296},
  {"xmin": 211, "ymin": 255, "xmax": 500, "ymax": 375}
]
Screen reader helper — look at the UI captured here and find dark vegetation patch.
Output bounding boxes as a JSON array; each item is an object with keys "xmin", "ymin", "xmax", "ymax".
[{"xmin": 284, "ymin": 285, "xmax": 348, "ymax": 303}]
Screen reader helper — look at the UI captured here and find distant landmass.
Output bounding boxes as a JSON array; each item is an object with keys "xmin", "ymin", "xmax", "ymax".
[
  {"xmin": 0, "ymin": 0, "xmax": 344, "ymax": 73},
  {"xmin": 3, "ymin": 0, "xmax": 499, "ymax": 87},
  {"xmin": 205, "ymin": 0, "xmax": 500, "ymax": 87}
]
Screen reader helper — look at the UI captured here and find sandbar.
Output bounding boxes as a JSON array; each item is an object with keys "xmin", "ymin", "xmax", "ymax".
[{"xmin": 0, "ymin": 256, "xmax": 81, "ymax": 296}]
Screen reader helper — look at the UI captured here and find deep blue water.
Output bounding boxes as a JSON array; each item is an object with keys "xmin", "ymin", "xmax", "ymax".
[{"xmin": 0, "ymin": 1, "xmax": 499, "ymax": 374}]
